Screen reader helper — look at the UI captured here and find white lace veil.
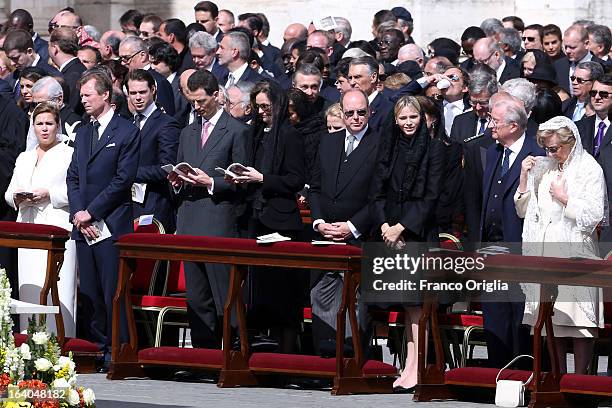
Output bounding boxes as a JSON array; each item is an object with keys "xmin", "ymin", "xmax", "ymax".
[{"xmin": 522, "ymin": 116, "xmax": 609, "ymax": 253}]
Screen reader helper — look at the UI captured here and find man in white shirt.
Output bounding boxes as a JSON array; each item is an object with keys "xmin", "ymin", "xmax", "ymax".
[{"xmin": 441, "ymin": 66, "xmax": 468, "ymax": 135}]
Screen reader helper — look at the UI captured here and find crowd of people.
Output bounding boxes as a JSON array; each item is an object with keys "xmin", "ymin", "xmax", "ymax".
[{"xmin": 0, "ymin": 3, "xmax": 610, "ymax": 387}]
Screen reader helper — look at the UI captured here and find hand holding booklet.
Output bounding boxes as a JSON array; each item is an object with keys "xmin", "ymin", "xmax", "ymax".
[
  {"xmin": 85, "ymin": 219, "xmax": 112, "ymax": 246},
  {"xmin": 161, "ymin": 162, "xmax": 198, "ymax": 177},
  {"xmin": 215, "ymin": 163, "xmax": 249, "ymax": 179}
]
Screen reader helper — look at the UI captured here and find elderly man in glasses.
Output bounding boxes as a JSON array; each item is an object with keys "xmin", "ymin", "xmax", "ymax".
[
  {"xmin": 561, "ymin": 61, "xmax": 604, "ymax": 121},
  {"xmin": 48, "ymin": 10, "xmax": 99, "ymax": 48},
  {"xmin": 309, "ymin": 88, "xmax": 379, "ymax": 356},
  {"xmin": 473, "ymin": 37, "xmax": 521, "ymax": 84}
]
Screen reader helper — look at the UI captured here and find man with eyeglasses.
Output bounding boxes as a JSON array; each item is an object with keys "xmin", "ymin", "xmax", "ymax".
[
  {"xmin": 480, "ymin": 92, "xmax": 545, "ymax": 368},
  {"xmin": 50, "ymin": 10, "xmax": 99, "ymax": 48},
  {"xmin": 472, "ymin": 37, "xmax": 520, "ymax": 84},
  {"xmin": 576, "ymin": 74, "xmax": 612, "ymax": 157},
  {"xmin": 3, "ymin": 29, "xmax": 60, "ymax": 100},
  {"xmin": 554, "ymin": 24, "xmax": 606, "ymax": 95},
  {"xmin": 118, "ymin": 36, "xmax": 176, "ymax": 117},
  {"xmin": 377, "ymin": 29, "xmax": 405, "ymax": 65},
  {"xmin": 451, "ymin": 65, "xmax": 498, "ymax": 245},
  {"xmin": 522, "ymin": 24, "xmax": 544, "ymax": 51},
  {"xmin": 561, "ymin": 61, "xmax": 604, "ymax": 121},
  {"xmin": 347, "ymin": 56, "xmax": 393, "ymax": 131},
  {"xmin": 309, "ymin": 88, "xmax": 379, "ymax": 356},
  {"xmin": 225, "ymin": 82, "xmax": 254, "ymax": 122},
  {"xmin": 441, "ymin": 67, "xmax": 469, "ymax": 135}
]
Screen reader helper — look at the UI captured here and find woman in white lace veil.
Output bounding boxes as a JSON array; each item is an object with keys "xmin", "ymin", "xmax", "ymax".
[{"xmin": 515, "ymin": 115, "xmax": 607, "ymax": 374}]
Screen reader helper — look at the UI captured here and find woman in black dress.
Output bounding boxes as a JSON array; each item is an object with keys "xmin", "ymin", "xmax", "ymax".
[
  {"xmin": 370, "ymin": 95, "xmax": 446, "ymax": 391},
  {"xmin": 235, "ymin": 80, "xmax": 306, "ymax": 352}
]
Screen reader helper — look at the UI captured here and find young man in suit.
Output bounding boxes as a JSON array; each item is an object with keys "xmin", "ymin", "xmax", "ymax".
[
  {"xmin": 194, "ymin": 1, "xmax": 223, "ymax": 43},
  {"xmin": 48, "ymin": 27, "xmax": 87, "ymax": 115},
  {"xmin": 118, "ymin": 36, "xmax": 176, "ymax": 116},
  {"xmin": 159, "ymin": 19, "xmax": 195, "ymax": 74},
  {"xmin": 168, "ymin": 69, "xmax": 249, "ymax": 348},
  {"xmin": 7, "ymin": 9, "xmax": 49, "ymax": 64},
  {"xmin": 126, "ymin": 69, "xmax": 180, "ymax": 233},
  {"xmin": 216, "ymin": 30, "xmax": 263, "ymax": 88},
  {"xmin": 577, "ymin": 74, "xmax": 612, "ymax": 158},
  {"xmin": 4, "ymin": 29, "xmax": 61, "ymax": 98},
  {"xmin": 308, "ymin": 88, "xmax": 379, "ymax": 355},
  {"xmin": 480, "ymin": 92, "xmax": 545, "ymax": 368},
  {"xmin": 554, "ymin": 24, "xmax": 607, "ymax": 94},
  {"xmin": 67, "ymin": 69, "xmax": 140, "ymax": 370},
  {"xmin": 473, "ymin": 37, "xmax": 520, "ymax": 85},
  {"xmin": 348, "ymin": 56, "xmax": 394, "ymax": 132}
]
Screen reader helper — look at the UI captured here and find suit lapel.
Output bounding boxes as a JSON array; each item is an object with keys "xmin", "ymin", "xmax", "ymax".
[
  {"xmin": 139, "ymin": 109, "xmax": 159, "ymax": 140},
  {"xmin": 503, "ymin": 137, "xmax": 532, "ymax": 195},
  {"xmin": 89, "ymin": 114, "xmax": 120, "ymax": 161},
  {"xmin": 602, "ymin": 123, "xmax": 612, "ymax": 147},
  {"xmin": 482, "ymin": 145, "xmax": 502, "ymax": 210},
  {"xmin": 335, "ymin": 129, "xmax": 376, "ymax": 196},
  {"xmin": 198, "ymin": 111, "xmax": 228, "ymax": 167},
  {"xmin": 328, "ymin": 131, "xmax": 345, "ymax": 192}
]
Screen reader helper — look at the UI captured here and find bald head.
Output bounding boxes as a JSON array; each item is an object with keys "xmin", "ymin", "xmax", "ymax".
[
  {"xmin": 473, "ymin": 37, "xmax": 504, "ymax": 70},
  {"xmin": 340, "ymin": 89, "xmax": 370, "ymax": 134},
  {"xmin": 56, "ymin": 11, "xmax": 82, "ymax": 28},
  {"xmin": 398, "ymin": 44, "xmax": 424, "ymax": 68},
  {"xmin": 99, "ymin": 30, "xmax": 125, "ymax": 60},
  {"xmin": 284, "ymin": 23, "xmax": 308, "ymax": 42},
  {"xmin": 424, "ymin": 56, "xmax": 453, "ymax": 75},
  {"xmin": 489, "ymin": 91, "xmax": 528, "ymax": 144},
  {"xmin": 564, "ymin": 24, "xmax": 590, "ymax": 62}
]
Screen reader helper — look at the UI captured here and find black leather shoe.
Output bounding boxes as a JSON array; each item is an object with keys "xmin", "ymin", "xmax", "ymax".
[
  {"xmin": 393, "ymin": 385, "xmax": 416, "ymax": 394},
  {"xmin": 250, "ymin": 334, "xmax": 279, "ymax": 352}
]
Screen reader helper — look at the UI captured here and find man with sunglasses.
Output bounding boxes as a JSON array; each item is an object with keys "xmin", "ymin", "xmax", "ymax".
[
  {"xmin": 377, "ymin": 29, "xmax": 405, "ymax": 65},
  {"xmin": 49, "ymin": 10, "xmax": 99, "ymax": 49},
  {"xmin": 522, "ymin": 24, "xmax": 544, "ymax": 51},
  {"xmin": 554, "ymin": 24, "xmax": 606, "ymax": 95},
  {"xmin": 561, "ymin": 61, "xmax": 604, "ymax": 121},
  {"xmin": 309, "ymin": 89, "xmax": 379, "ymax": 356},
  {"xmin": 472, "ymin": 37, "xmax": 520, "ymax": 84},
  {"xmin": 576, "ymin": 74, "xmax": 612, "ymax": 157},
  {"xmin": 118, "ymin": 36, "xmax": 176, "ymax": 117}
]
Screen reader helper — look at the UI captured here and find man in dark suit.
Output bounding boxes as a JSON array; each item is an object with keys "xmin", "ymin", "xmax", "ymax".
[
  {"xmin": 480, "ymin": 93, "xmax": 545, "ymax": 368},
  {"xmin": 561, "ymin": 61, "xmax": 603, "ymax": 121},
  {"xmin": 189, "ymin": 31, "xmax": 229, "ymax": 83},
  {"xmin": 576, "ymin": 75, "xmax": 612, "ymax": 159},
  {"xmin": 309, "ymin": 89, "xmax": 379, "ymax": 354},
  {"xmin": 118, "ymin": 36, "xmax": 175, "ymax": 116},
  {"xmin": 194, "ymin": 1, "xmax": 224, "ymax": 43},
  {"xmin": 348, "ymin": 56, "xmax": 394, "ymax": 132},
  {"xmin": 48, "ymin": 27, "xmax": 87, "ymax": 115},
  {"xmin": 7, "ymin": 9, "xmax": 49, "ymax": 65},
  {"xmin": 159, "ymin": 19, "xmax": 195, "ymax": 74},
  {"xmin": 473, "ymin": 37, "xmax": 520, "ymax": 85},
  {"xmin": 4, "ymin": 29, "xmax": 61, "ymax": 98},
  {"xmin": 67, "ymin": 70, "xmax": 140, "ymax": 368},
  {"xmin": 554, "ymin": 24, "xmax": 606, "ymax": 94},
  {"xmin": 450, "ymin": 65, "xmax": 498, "ymax": 244},
  {"xmin": 126, "ymin": 69, "xmax": 180, "ymax": 233},
  {"xmin": 216, "ymin": 31, "xmax": 263, "ymax": 88},
  {"xmin": 168, "ymin": 69, "xmax": 249, "ymax": 348}
]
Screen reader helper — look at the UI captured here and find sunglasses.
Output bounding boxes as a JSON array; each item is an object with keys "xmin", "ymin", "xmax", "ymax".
[
  {"xmin": 544, "ymin": 145, "xmax": 561, "ymax": 154},
  {"xmin": 431, "ymin": 94, "xmax": 444, "ymax": 101},
  {"xmin": 48, "ymin": 22, "xmax": 79, "ymax": 34},
  {"xmin": 254, "ymin": 103, "xmax": 271, "ymax": 111},
  {"xmin": 521, "ymin": 36, "xmax": 536, "ymax": 42},
  {"xmin": 570, "ymin": 76, "xmax": 592, "ymax": 85},
  {"xmin": 589, "ymin": 90, "xmax": 611, "ymax": 99},
  {"xmin": 343, "ymin": 109, "xmax": 367, "ymax": 118}
]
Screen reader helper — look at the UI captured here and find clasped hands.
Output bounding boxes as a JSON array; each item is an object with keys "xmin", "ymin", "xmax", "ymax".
[
  {"xmin": 13, "ymin": 188, "xmax": 49, "ymax": 207},
  {"xmin": 381, "ymin": 222, "xmax": 406, "ymax": 249},
  {"xmin": 316, "ymin": 222, "xmax": 352, "ymax": 241},
  {"xmin": 73, "ymin": 210, "xmax": 99, "ymax": 239}
]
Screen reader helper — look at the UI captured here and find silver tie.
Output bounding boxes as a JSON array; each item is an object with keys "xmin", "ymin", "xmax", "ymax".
[{"xmin": 345, "ymin": 134, "xmax": 356, "ymax": 156}]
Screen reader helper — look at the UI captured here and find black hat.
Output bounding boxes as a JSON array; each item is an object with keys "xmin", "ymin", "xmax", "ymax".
[
  {"xmin": 391, "ymin": 7, "xmax": 413, "ymax": 22},
  {"xmin": 396, "ymin": 60, "xmax": 423, "ymax": 80},
  {"xmin": 527, "ymin": 63, "xmax": 558, "ymax": 87}
]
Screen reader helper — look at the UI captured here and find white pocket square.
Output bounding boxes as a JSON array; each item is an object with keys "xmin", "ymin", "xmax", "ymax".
[{"xmin": 106, "ymin": 143, "xmax": 116, "ymax": 148}]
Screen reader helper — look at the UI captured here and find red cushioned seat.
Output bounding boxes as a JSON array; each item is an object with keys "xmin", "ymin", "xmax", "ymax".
[
  {"xmin": 445, "ymin": 367, "xmax": 532, "ymax": 387},
  {"xmin": 303, "ymin": 307, "xmax": 312, "ymax": 320},
  {"xmin": 0, "ymin": 221, "xmax": 69, "ymax": 237},
  {"xmin": 132, "ymin": 295, "xmax": 187, "ymax": 308},
  {"xmin": 63, "ymin": 338, "xmax": 101, "ymax": 353},
  {"xmin": 438, "ymin": 313, "xmax": 483, "ymax": 327},
  {"xmin": 388, "ymin": 311, "xmax": 404, "ymax": 324},
  {"xmin": 362, "ymin": 360, "xmax": 398, "ymax": 376},
  {"xmin": 119, "ymin": 233, "xmax": 362, "ymax": 257},
  {"xmin": 560, "ymin": 374, "xmax": 612, "ymax": 395},
  {"xmin": 138, "ymin": 346, "xmax": 223, "ymax": 367},
  {"xmin": 249, "ymin": 353, "xmax": 337, "ymax": 375}
]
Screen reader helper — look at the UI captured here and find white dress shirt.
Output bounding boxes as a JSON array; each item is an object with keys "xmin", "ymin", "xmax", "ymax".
[
  {"xmin": 225, "ymin": 63, "xmax": 248, "ymax": 88},
  {"xmin": 443, "ymin": 99, "xmax": 465, "ymax": 136},
  {"xmin": 94, "ymin": 108, "xmax": 115, "ymax": 140},
  {"xmin": 594, "ymin": 115, "xmax": 611, "ymax": 143},
  {"xmin": 505, "ymin": 133, "xmax": 525, "ymax": 170},
  {"xmin": 134, "ymin": 103, "xmax": 156, "ymax": 130},
  {"xmin": 58, "ymin": 57, "xmax": 78, "ymax": 72},
  {"xmin": 496, "ymin": 58, "xmax": 507, "ymax": 82}
]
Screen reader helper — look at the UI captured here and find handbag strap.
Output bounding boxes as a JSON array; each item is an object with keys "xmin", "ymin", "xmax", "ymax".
[{"xmin": 496, "ymin": 354, "xmax": 535, "ymax": 386}]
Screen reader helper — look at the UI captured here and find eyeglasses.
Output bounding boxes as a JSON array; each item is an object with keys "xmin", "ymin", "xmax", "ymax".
[
  {"xmin": 521, "ymin": 36, "xmax": 536, "ymax": 42},
  {"xmin": 431, "ymin": 94, "xmax": 444, "ymax": 101},
  {"xmin": 469, "ymin": 98, "xmax": 489, "ymax": 107},
  {"xmin": 544, "ymin": 145, "xmax": 561, "ymax": 154},
  {"xmin": 48, "ymin": 22, "xmax": 79, "ymax": 34},
  {"xmin": 254, "ymin": 103, "xmax": 271, "ymax": 112},
  {"xmin": 343, "ymin": 109, "xmax": 367, "ymax": 118},
  {"xmin": 377, "ymin": 39, "xmax": 392, "ymax": 47},
  {"xmin": 447, "ymin": 74, "xmax": 460, "ymax": 82},
  {"xmin": 570, "ymin": 76, "xmax": 592, "ymax": 85},
  {"xmin": 475, "ymin": 51, "xmax": 495, "ymax": 65},
  {"xmin": 589, "ymin": 90, "xmax": 611, "ymax": 99},
  {"xmin": 487, "ymin": 116, "xmax": 509, "ymax": 129},
  {"xmin": 119, "ymin": 50, "xmax": 143, "ymax": 63}
]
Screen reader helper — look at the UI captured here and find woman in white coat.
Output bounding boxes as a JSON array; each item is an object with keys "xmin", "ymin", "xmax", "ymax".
[{"xmin": 4, "ymin": 102, "xmax": 77, "ymax": 337}]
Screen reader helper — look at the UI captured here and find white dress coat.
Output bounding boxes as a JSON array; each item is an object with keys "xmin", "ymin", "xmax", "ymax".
[{"xmin": 4, "ymin": 141, "xmax": 77, "ymax": 337}]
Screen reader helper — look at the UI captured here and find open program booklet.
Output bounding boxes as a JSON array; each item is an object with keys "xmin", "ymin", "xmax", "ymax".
[
  {"xmin": 161, "ymin": 162, "xmax": 198, "ymax": 177},
  {"xmin": 215, "ymin": 163, "xmax": 249, "ymax": 178}
]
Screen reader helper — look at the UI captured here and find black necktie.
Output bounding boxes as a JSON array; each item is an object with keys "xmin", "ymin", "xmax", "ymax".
[
  {"xmin": 90, "ymin": 120, "xmax": 100, "ymax": 155},
  {"xmin": 500, "ymin": 148, "xmax": 511, "ymax": 177},
  {"xmin": 478, "ymin": 118, "xmax": 487, "ymax": 135},
  {"xmin": 134, "ymin": 113, "xmax": 144, "ymax": 129}
]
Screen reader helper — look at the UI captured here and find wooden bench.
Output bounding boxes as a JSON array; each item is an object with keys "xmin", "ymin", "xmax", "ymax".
[{"xmin": 109, "ymin": 233, "xmax": 397, "ymax": 394}]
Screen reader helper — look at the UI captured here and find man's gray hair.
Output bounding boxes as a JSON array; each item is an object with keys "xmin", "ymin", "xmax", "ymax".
[
  {"xmin": 120, "ymin": 35, "xmax": 146, "ymax": 52},
  {"xmin": 333, "ymin": 17, "xmax": 352, "ymax": 41},
  {"xmin": 230, "ymin": 81, "xmax": 255, "ymax": 106},
  {"xmin": 32, "ymin": 76, "xmax": 63, "ymax": 101},
  {"xmin": 189, "ymin": 31, "xmax": 218, "ymax": 54},
  {"xmin": 225, "ymin": 31, "xmax": 250, "ymax": 61},
  {"xmin": 480, "ymin": 18, "xmax": 504, "ymax": 37},
  {"xmin": 500, "ymin": 78, "xmax": 537, "ymax": 113},
  {"xmin": 293, "ymin": 63, "xmax": 322, "ymax": 81},
  {"xmin": 587, "ymin": 25, "xmax": 612, "ymax": 55},
  {"xmin": 499, "ymin": 27, "xmax": 522, "ymax": 54},
  {"xmin": 577, "ymin": 61, "xmax": 604, "ymax": 81},
  {"xmin": 491, "ymin": 93, "xmax": 529, "ymax": 131},
  {"xmin": 349, "ymin": 56, "xmax": 378, "ymax": 76},
  {"xmin": 468, "ymin": 65, "xmax": 498, "ymax": 95}
]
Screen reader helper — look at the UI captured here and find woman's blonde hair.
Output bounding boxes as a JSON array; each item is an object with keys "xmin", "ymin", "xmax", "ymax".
[
  {"xmin": 536, "ymin": 126, "xmax": 576, "ymax": 148},
  {"xmin": 325, "ymin": 102, "xmax": 343, "ymax": 120},
  {"xmin": 394, "ymin": 95, "xmax": 422, "ymax": 119},
  {"xmin": 522, "ymin": 51, "xmax": 536, "ymax": 66}
]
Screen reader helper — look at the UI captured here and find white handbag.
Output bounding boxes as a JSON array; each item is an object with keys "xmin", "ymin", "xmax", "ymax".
[{"xmin": 494, "ymin": 355, "xmax": 534, "ymax": 407}]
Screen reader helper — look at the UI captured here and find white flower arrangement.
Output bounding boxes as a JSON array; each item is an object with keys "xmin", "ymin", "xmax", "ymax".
[{"xmin": 0, "ymin": 268, "xmax": 96, "ymax": 407}]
